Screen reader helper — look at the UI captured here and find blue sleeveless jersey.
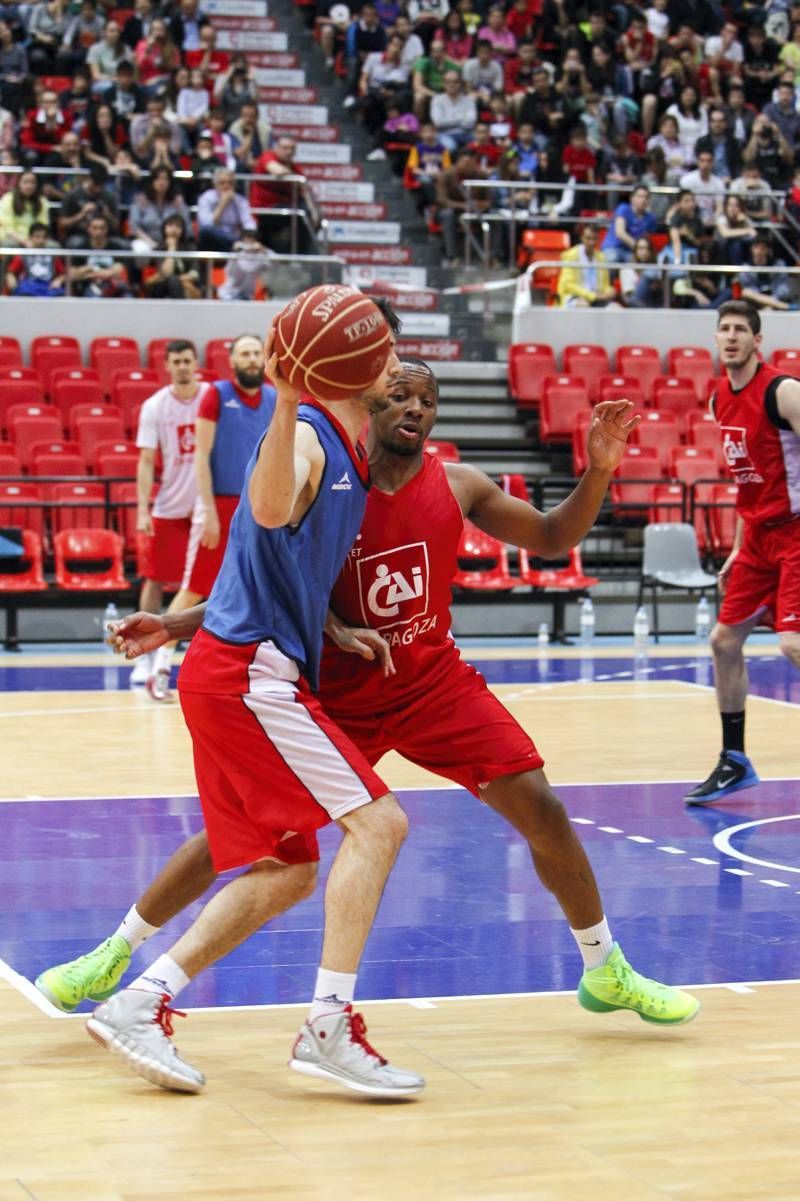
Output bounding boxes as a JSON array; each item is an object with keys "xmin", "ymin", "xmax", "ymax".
[
  {"xmin": 203, "ymin": 401, "xmax": 370, "ymax": 689},
  {"xmin": 210, "ymin": 380, "xmax": 277, "ymax": 496}
]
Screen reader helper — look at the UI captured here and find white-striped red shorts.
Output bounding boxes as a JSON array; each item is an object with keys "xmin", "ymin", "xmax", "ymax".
[{"xmin": 178, "ymin": 630, "xmax": 389, "ymax": 872}]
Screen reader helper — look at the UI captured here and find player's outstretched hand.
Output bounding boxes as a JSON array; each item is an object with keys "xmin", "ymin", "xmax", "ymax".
[
  {"xmin": 586, "ymin": 400, "xmax": 641, "ymax": 473},
  {"xmin": 330, "ymin": 624, "xmax": 396, "ymax": 677},
  {"xmin": 108, "ymin": 612, "xmax": 169, "ymax": 659}
]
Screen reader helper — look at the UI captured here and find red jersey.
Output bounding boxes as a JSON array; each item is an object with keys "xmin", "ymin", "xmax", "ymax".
[
  {"xmin": 320, "ymin": 454, "xmax": 464, "ymax": 716},
  {"xmin": 713, "ymin": 361, "xmax": 800, "ymax": 526}
]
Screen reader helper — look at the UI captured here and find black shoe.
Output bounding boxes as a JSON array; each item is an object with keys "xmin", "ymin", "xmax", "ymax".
[{"xmin": 684, "ymin": 750, "xmax": 760, "ymax": 805}]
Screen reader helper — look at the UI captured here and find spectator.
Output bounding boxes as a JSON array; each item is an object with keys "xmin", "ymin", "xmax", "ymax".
[
  {"xmin": 314, "ymin": 0, "xmax": 352, "ymax": 70},
  {"xmin": 0, "ymin": 103, "xmax": 15, "ymax": 155},
  {"xmin": 704, "ymin": 22, "xmax": 744, "ymax": 100},
  {"xmin": 187, "ymin": 129, "xmax": 219, "ymax": 202},
  {"xmin": 639, "ymin": 147, "xmax": 672, "ymax": 223},
  {"xmin": 176, "ymin": 66, "xmax": 211, "ymax": 146},
  {"xmin": 106, "ymin": 60, "xmax": 146, "ymax": 131},
  {"xmin": 184, "ymin": 24, "xmax": 230, "ymax": 83},
  {"xmin": 467, "ymin": 121, "xmax": 503, "ymax": 171},
  {"xmin": 669, "ymin": 188, "xmax": 705, "ymax": 259},
  {"xmin": 229, "ymin": 101, "xmax": 270, "ymax": 172},
  {"xmin": 87, "ymin": 20, "xmax": 133, "ymax": 96},
  {"xmin": 395, "ymin": 13, "xmax": 425, "ymax": 69},
  {"xmin": 169, "ymin": 0, "xmax": 209, "ymax": 53},
  {"xmin": 743, "ymin": 24, "xmax": 781, "ymax": 109},
  {"xmin": 680, "ymin": 149, "xmax": 725, "ymax": 229},
  {"xmin": 0, "ymin": 18, "xmax": 28, "ymax": 115},
  {"xmin": 486, "ymin": 93, "xmax": 513, "ymax": 143},
  {"xmin": 646, "ymin": 112, "xmax": 690, "ymax": 181},
  {"xmin": 201, "ymin": 108, "xmax": 236, "ymax": 170},
  {"xmin": 739, "ymin": 235, "xmax": 794, "ymax": 310},
  {"xmin": 556, "ymin": 223, "xmax": 616, "ymax": 308},
  {"xmin": 28, "ymin": 0, "xmax": 69, "ymax": 75},
  {"xmin": 694, "ymin": 107, "xmax": 742, "ymax": 182},
  {"xmin": 724, "ymin": 81, "xmax": 756, "ymax": 146},
  {"xmin": 344, "ymin": 3, "xmax": 387, "ymax": 106},
  {"xmin": 68, "ymin": 212, "xmax": 131, "ymax": 297},
  {"xmin": 42, "ymin": 130, "xmax": 91, "ymax": 200},
  {"xmin": 602, "ymin": 184, "xmax": 657, "ymax": 262},
  {"xmin": 130, "ymin": 95, "xmax": 182, "ymax": 160},
  {"xmin": 412, "ymin": 35, "xmax": 459, "ymax": 121},
  {"xmin": 673, "ymin": 240, "xmax": 731, "ymax": 308},
  {"xmin": 143, "ymin": 214, "xmax": 201, "ymax": 299},
  {"xmin": 60, "ymin": 67, "xmax": 94, "ymax": 133},
  {"xmin": 605, "ymin": 133, "xmax": 639, "ymax": 206},
  {"xmin": 779, "ymin": 21, "xmax": 800, "ymax": 86},
  {"xmin": 4, "ymin": 220, "xmax": 65, "ymax": 295},
  {"xmin": 785, "ymin": 163, "xmax": 800, "ymax": 223},
  {"xmin": 645, "ymin": 0, "xmax": 670, "ymax": 42},
  {"xmin": 430, "ymin": 68, "xmax": 477, "ymax": 150},
  {"xmin": 0, "ymin": 170, "xmax": 50, "ymax": 246},
  {"xmin": 555, "ymin": 48, "xmax": 591, "ymax": 123},
  {"xmin": 216, "ymin": 56, "xmax": 258, "ymax": 125},
  {"xmin": 135, "ymin": 18, "xmax": 180, "ymax": 95},
  {"xmin": 83, "ymin": 102, "xmax": 128, "ymax": 169},
  {"xmin": 110, "ymin": 147, "xmax": 143, "ymax": 206},
  {"xmin": 122, "ymin": 0, "xmax": 156, "ymax": 51},
  {"xmin": 620, "ymin": 236, "xmax": 662, "ymax": 307},
  {"xmin": 197, "ymin": 166, "xmax": 257, "ymax": 252},
  {"xmin": 477, "ymin": 6, "xmax": 516, "ymax": 62},
  {"xmin": 621, "ymin": 12, "xmax": 657, "ymax": 98},
  {"xmin": 639, "ymin": 46, "xmax": 684, "ymax": 140},
  {"xmin": 359, "ymin": 33, "xmax": 412, "ymax": 145},
  {"xmin": 407, "ymin": 0, "xmax": 451, "ymax": 52},
  {"xmin": 61, "ymin": 0, "xmax": 105, "ymax": 74},
  {"xmin": 129, "ymin": 166, "xmax": 190, "ymax": 253},
  {"xmin": 730, "ymin": 163, "xmax": 774, "ymax": 221},
  {"xmin": 518, "ymin": 66, "xmax": 566, "ymax": 149},
  {"xmin": 58, "ymin": 161, "xmax": 120, "ymax": 244},
  {"xmin": 405, "ymin": 120, "xmax": 451, "ymax": 215},
  {"xmin": 665, "ymin": 84, "xmax": 707, "ymax": 166},
  {"xmin": 743, "ymin": 112, "xmax": 793, "ymax": 189},
  {"xmin": 763, "ymin": 78, "xmax": 800, "ymax": 147},
  {"xmin": 435, "ymin": 146, "xmax": 485, "ymax": 267},
  {"xmin": 488, "ymin": 148, "xmax": 530, "ymax": 263},
  {"xmin": 462, "ymin": 39, "xmax": 504, "ymax": 103},
  {"xmin": 506, "ymin": 0, "xmax": 534, "ymax": 43},
  {"xmin": 250, "ymin": 134, "xmax": 319, "ymax": 251},
  {"xmin": 439, "ymin": 10, "xmax": 473, "ymax": 66},
  {"xmin": 20, "ymin": 89, "xmax": 70, "ymax": 164},
  {"xmin": 561, "ymin": 123, "xmax": 596, "ymax": 191},
  {"xmin": 513, "ymin": 120, "xmax": 538, "ymax": 177},
  {"xmin": 714, "ymin": 192, "xmax": 756, "ymax": 264},
  {"xmin": 217, "ymin": 230, "xmax": 274, "ymax": 300},
  {"xmin": 505, "ymin": 40, "xmax": 539, "ymax": 118}
]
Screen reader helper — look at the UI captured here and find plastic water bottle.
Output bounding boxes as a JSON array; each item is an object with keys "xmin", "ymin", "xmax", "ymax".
[
  {"xmin": 579, "ymin": 597, "xmax": 595, "ymax": 646},
  {"xmin": 633, "ymin": 606, "xmax": 650, "ymax": 653},
  {"xmin": 694, "ymin": 595, "xmax": 711, "ymax": 641},
  {"xmin": 537, "ymin": 621, "xmax": 550, "ymax": 647},
  {"xmin": 102, "ymin": 601, "xmax": 119, "ymax": 647}
]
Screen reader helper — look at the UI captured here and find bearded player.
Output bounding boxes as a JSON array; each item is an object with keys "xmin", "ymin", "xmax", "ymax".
[
  {"xmin": 686, "ymin": 300, "xmax": 800, "ymax": 804},
  {"xmin": 37, "ymin": 359, "xmax": 699, "ymax": 1080}
]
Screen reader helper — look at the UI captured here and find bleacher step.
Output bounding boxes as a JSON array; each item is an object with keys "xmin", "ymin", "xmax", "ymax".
[
  {"xmin": 217, "ymin": 28, "xmax": 286, "ymax": 49},
  {"xmin": 258, "ymin": 86, "xmax": 316, "ymax": 102},
  {"xmin": 319, "ymin": 202, "xmax": 388, "ymax": 221},
  {"xmin": 314, "ymin": 180, "xmax": 375, "ymax": 203},
  {"xmin": 262, "ymin": 103, "xmax": 329, "ymax": 125},
  {"xmin": 325, "ymin": 220, "xmax": 401, "ymax": 245},
  {"xmin": 253, "ymin": 67, "xmax": 306, "ymax": 87},
  {"xmin": 295, "ymin": 143, "xmax": 351, "ymax": 164}
]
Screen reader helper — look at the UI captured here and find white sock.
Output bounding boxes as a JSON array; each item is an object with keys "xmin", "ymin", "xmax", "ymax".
[
  {"xmin": 308, "ymin": 968, "xmax": 357, "ymax": 1022},
  {"xmin": 152, "ymin": 644, "xmax": 173, "ymax": 676},
  {"xmin": 113, "ymin": 904, "xmax": 160, "ymax": 954},
  {"xmin": 571, "ymin": 916, "xmax": 614, "ymax": 970},
  {"xmin": 129, "ymin": 953, "xmax": 190, "ymax": 1000}
]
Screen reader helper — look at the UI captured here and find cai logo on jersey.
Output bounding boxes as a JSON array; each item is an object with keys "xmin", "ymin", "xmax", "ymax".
[
  {"xmin": 177, "ymin": 423, "xmax": 196, "ymax": 459},
  {"xmin": 357, "ymin": 541, "xmax": 430, "ymax": 630},
  {"xmin": 720, "ymin": 425, "xmax": 764, "ymax": 483}
]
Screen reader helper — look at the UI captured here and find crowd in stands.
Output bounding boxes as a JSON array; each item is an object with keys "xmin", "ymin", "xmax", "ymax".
[
  {"xmin": 0, "ymin": 0, "xmax": 322, "ymax": 300},
  {"xmin": 333, "ymin": 0, "xmax": 800, "ymax": 292}
]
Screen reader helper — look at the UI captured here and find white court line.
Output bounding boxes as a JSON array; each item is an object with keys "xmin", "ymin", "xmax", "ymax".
[
  {"xmin": 0, "ymin": 704, "xmax": 157, "ymax": 719},
  {"xmin": 677, "ymin": 679, "xmax": 800, "ymax": 711},
  {"xmin": 0, "ymin": 957, "xmax": 69, "ymax": 1019}
]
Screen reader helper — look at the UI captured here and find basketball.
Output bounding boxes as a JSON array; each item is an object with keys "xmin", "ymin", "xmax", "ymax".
[{"xmin": 272, "ymin": 285, "xmax": 393, "ymax": 402}]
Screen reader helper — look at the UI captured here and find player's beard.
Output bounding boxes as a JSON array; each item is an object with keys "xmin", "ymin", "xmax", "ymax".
[{"xmin": 235, "ymin": 367, "xmax": 265, "ymax": 390}]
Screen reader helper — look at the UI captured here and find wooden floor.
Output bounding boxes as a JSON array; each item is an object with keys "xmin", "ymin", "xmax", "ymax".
[{"xmin": 2, "ymin": 646, "xmax": 800, "ymax": 1200}]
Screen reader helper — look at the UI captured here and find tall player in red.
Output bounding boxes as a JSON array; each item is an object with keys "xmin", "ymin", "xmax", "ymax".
[
  {"xmin": 686, "ymin": 300, "xmax": 800, "ymax": 803},
  {"xmin": 37, "ymin": 359, "xmax": 699, "ymax": 1049}
]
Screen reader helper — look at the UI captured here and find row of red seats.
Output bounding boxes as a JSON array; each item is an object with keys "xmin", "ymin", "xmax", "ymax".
[
  {"xmin": 572, "ymin": 410, "xmax": 726, "ymax": 475},
  {"xmin": 540, "ymin": 377, "xmax": 717, "ymax": 445},
  {"xmin": 0, "ymin": 529, "xmax": 129, "ymax": 593},
  {"xmin": 0, "ymin": 481, "xmax": 138, "ymax": 554},
  {"xmin": 0, "ymin": 335, "xmax": 234, "ymax": 399},
  {"xmin": 0, "ymin": 405, "xmax": 138, "ymax": 475}
]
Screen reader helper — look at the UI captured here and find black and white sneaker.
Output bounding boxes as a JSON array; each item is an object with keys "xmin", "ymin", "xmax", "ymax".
[{"xmin": 685, "ymin": 750, "xmax": 760, "ymax": 805}]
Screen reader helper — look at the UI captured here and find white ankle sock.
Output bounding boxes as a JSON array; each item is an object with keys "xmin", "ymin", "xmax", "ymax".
[
  {"xmin": 571, "ymin": 917, "xmax": 614, "ymax": 970},
  {"xmin": 152, "ymin": 645, "xmax": 173, "ymax": 676},
  {"xmin": 308, "ymin": 968, "xmax": 357, "ymax": 1022},
  {"xmin": 129, "ymin": 953, "xmax": 190, "ymax": 1000},
  {"xmin": 113, "ymin": 904, "xmax": 160, "ymax": 953}
]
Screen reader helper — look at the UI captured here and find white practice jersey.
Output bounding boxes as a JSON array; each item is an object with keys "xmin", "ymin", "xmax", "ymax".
[{"xmin": 136, "ymin": 384, "xmax": 206, "ymax": 519}]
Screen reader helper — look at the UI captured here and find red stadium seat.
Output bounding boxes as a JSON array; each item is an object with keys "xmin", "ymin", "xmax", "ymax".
[
  {"xmin": 95, "ymin": 442, "xmax": 138, "ymax": 478},
  {"xmin": 670, "ymin": 446, "xmax": 720, "ymax": 486},
  {"xmin": 597, "ymin": 375, "xmax": 645, "ymax": 407},
  {"xmin": 667, "ymin": 346, "xmax": 716, "ymax": 402},
  {"xmin": 539, "ymin": 376, "xmax": 591, "ymax": 443},
  {"xmin": 771, "ymin": 348, "xmax": 800, "ymax": 374},
  {"xmin": 89, "ymin": 337, "xmax": 141, "ymax": 395},
  {"xmin": 651, "ymin": 377, "xmax": 699, "ymax": 428},
  {"xmin": 424, "ymin": 440, "xmax": 461, "ymax": 462},
  {"xmin": 519, "ymin": 543, "xmax": 598, "ymax": 590},
  {"xmin": 111, "ymin": 480, "xmax": 139, "ymax": 552},
  {"xmin": 54, "ymin": 528, "xmax": 129, "ymax": 590},
  {"xmin": 49, "ymin": 482, "xmax": 106, "ymax": 534},
  {"xmin": 687, "ymin": 411, "xmax": 721, "ymax": 455},
  {"xmin": 0, "ymin": 368, "xmax": 45, "ymax": 428},
  {"xmin": 571, "ymin": 410, "xmax": 594, "ymax": 476},
  {"xmin": 632, "ymin": 409, "xmax": 681, "ymax": 452},
  {"xmin": 707, "ymin": 483, "xmax": 739, "ymax": 555},
  {"xmin": 205, "ymin": 338, "xmax": 235, "ymax": 378},
  {"xmin": 52, "ymin": 372, "xmax": 105, "ymax": 424},
  {"xmin": 147, "ymin": 338, "xmax": 182, "ymax": 369},
  {"xmin": 0, "ymin": 336, "xmax": 22, "ymax": 370},
  {"xmin": 649, "ymin": 482, "xmax": 685, "ymax": 524},
  {"xmin": 110, "ymin": 369, "xmax": 160, "ymax": 435},
  {"xmin": 0, "ymin": 444, "xmax": 23, "ymax": 475},
  {"xmin": 0, "ymin": 481, "xmax": 45, "ymax": 538},
  {"xmin": 508, "ymin": 343, "xmax": 557, "ymax": 406},
  {"xmin": 611, "ymin": 446, "xmax": 662, "ymax": 517},
  {"xmin": 562, "ymin": 344, "xmax": 610, "ymax": 402},
  {"xmin": 453, "ymin": 521, "xmax": 516, "ymax": 590},
  {"xmin": 500, "ymin": 473, "xmax": 531, "ymax": 502},
  {"xmin": 615, "ymin": 345, "xmax": 662, "ymax": 401},
  {"xmin": 29, "ymin": 439, "xmax": 85, "ymax": 472},
  {"xmin": 30, "ymin": 335, "xmax": 82, "ymax": 395},
  {"xmin": 76, "ymin": 416, "xmax": 127, "ymax": 467},
  {"xmin": 0, "ymin": 529, "xmax": 46, "ymax": 592},
  {"xmin": 7, "ymin": 406, "xmax": 63, "ymax": 469}
]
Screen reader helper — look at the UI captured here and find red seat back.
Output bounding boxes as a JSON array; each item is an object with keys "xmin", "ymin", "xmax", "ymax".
[
  {"xmin": 110, "ymin": 369, "xmax": 160, "ymax": 435},
  {"xmin": 671, "ymin": 446, "xmax": 720, "ymax": 486},
  {"xmin": 0, "ymin": 370, "xmax": 45, "ymax": 428},
  {"xmin": 708, "ymin": 483, "xmax": 739, "ymax": 555},
  {"xmin": 539, "ymin": 376, "xmax": 591, "ymax": 443},
  {"xmin": 597, "ymin": 375, "xmax": 645, "ymax": 407},
  {"xmin": 54, "ymin": 527, "xmax": 128, "ymax": 590},
  {"xmin": 453, "ymin": 520, "xmax": 516, "ymax": 590},
  {"xmin": 424, "ymin": 440, "xmax": 461, "ymax": 462},
  {"xmin": 651, "ymin": 377, "xmax": 699, "ymax": 428},
  {"xmin": 0, "ymin": 529, "xmax": 46, "ymax": 591},
  {"xmin": 611, "ymin": 446, "xmax": 662, "ymax": 516},
  {"xmin": 0, "ymin": 337, "xmax": 22, "ymax": 370},
  {"xmin": 615, "ymin": 345, "xmax": 662, "ymax": 401},
  {"xmin": 205, "ymin": 338, "xmax": 234, "ymax": 378},
  {"xmin": 31, "ymin": 336, "xmax": 82, "ymax": 395},
  {"xmin": 667, "ymin": 346, "xmax": 715, "ymax": 402},
  {"xmin": 52, "ymin": 375, "xmax": 106, "ymax": 424},
  {"xmin": 89, "ymin": 339, "xmax": 141, "ymax": 395},
  {"xmin": 95, "ymin": 443, "xmax": 138, "ymax": 478},
  {"xmin": 508, "ymin": 343, "xmax": 558, "ymax": 406},
  {"xmin": 76, "ymin": 415, "xmax": 126, "ymax": 464},
  {"xmin": 562, "ymin": 344, "xmax": 610, "ymax": 402},
  {"xmin": 7, "ymin": 408, "xmax": 63, "ymax": 469},
  {"xmin": 649, "ymin": 482, "xmax": 685, "ymax": 524},
  {"xmin": 0, "ymin": 445, "xmax": 23, "ymax": 476},
  {"xmin": 0, "ymin": 481, "xmax": 45, "ymax": 537},
  {"xmin": 49, "ymin": 482, "xmax": 106, "ymax": 534},
  {"xmin": 571, "ymin": 410, "xmax": 594, "ymax": 476}
]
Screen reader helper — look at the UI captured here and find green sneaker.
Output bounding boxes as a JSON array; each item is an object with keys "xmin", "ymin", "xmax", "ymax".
[
  {"xmin": 578, "ymin": 943, "xmax": 699, "ymax": 1026},
  {"xmin": 35, "ymin": 935, "xmax": 132, "ymax": 1013}
]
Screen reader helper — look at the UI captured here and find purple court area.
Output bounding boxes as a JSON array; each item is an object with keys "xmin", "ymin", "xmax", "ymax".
[{"xmin": 2, "ymin": 651, "xmax": 799, "ymax": 1011}]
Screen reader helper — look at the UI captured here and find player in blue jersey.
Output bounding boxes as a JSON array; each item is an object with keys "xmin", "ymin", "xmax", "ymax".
[{"xmin": 83, "ymin": 304, "xmax": 426, "ymax": 1100}]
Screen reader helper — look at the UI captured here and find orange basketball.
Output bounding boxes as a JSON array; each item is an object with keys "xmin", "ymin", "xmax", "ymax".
[{"xmin": 272, "ymin": 285, "xmax": 393, "ymax": 402}]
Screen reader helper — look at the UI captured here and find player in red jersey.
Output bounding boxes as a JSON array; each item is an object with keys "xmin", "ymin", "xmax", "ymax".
[
  {"xmin": 686, "ymin": 300, "xmax": 800, "ymax": 804},
  {"xmin": 36, "ymin": 359, "xmax": 699, "ymax": 1046}
]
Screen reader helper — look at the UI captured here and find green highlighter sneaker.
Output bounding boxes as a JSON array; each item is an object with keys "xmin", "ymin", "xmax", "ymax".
[
  {"xmin": 35, "ymin": 935, "xmax": 132, "ymax": 1013},
  {"xmin": 578, "ymin": 944, "xmax": 699, "ymax": 1026}
]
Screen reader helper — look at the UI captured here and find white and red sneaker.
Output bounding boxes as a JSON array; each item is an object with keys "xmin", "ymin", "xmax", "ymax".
[
  {"xmin": 289, "ymin": 1004, "xmax": 424, "ymax": 1098},
  {"xmin": 145, "ymin": 668, "xmax": 173, "ymax": 703}
]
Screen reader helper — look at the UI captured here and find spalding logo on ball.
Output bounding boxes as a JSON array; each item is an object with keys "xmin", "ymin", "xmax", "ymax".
[{"xmin": 273, "ymin": 284, "xmax": 393, "ymax": 402}]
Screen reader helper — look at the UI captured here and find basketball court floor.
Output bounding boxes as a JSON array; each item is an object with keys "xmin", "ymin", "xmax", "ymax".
[{"xmin": 2, "ymin": 640, "xmax": 799, "ymax": 1201}]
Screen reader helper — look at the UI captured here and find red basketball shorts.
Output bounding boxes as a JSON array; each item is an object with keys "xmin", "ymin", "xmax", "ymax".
[
  {"xmin": 325, "ymin": 657, "xmax": 544, "ymax": 795},
  {"xmin": 141, "ymin": 515, "xmax": 191, "ymax": 588},
  {"xmin": 181, "ymin": 495, "xmax": 240, "ymax": 598},
  {"xmin": 178, "ymin": 632, "xmax": 390, "ymax": 872},
  {"xmin": 719, "ymin": 517, "xmax": 800, "ymax": 633}
]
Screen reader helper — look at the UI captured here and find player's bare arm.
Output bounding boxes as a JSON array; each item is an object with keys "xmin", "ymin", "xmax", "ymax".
[
  {"xmin": 194, "ymin": 416, "xmax": 220, "ymax": 548},
  {"xmin": 448, "ymin": 400, "xmax": 639, "ymax": 558},
  {"xmin": 110, "ymin": 603, "xmax": 208, "ymax": 659},
  {"xmin": 325, "ymin": 608, "xmax": 396, "ymax": 676},
  {"xmin": 136, "ymin": 447, "xmax": 156, "ymax": 535},
  {"xmin": 775, "ymin": 376, "xmax": 800, "ymax": 436},
  {"xmin": 248, "ymin": 333, "xmax": 324, "ymax": 528}
]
